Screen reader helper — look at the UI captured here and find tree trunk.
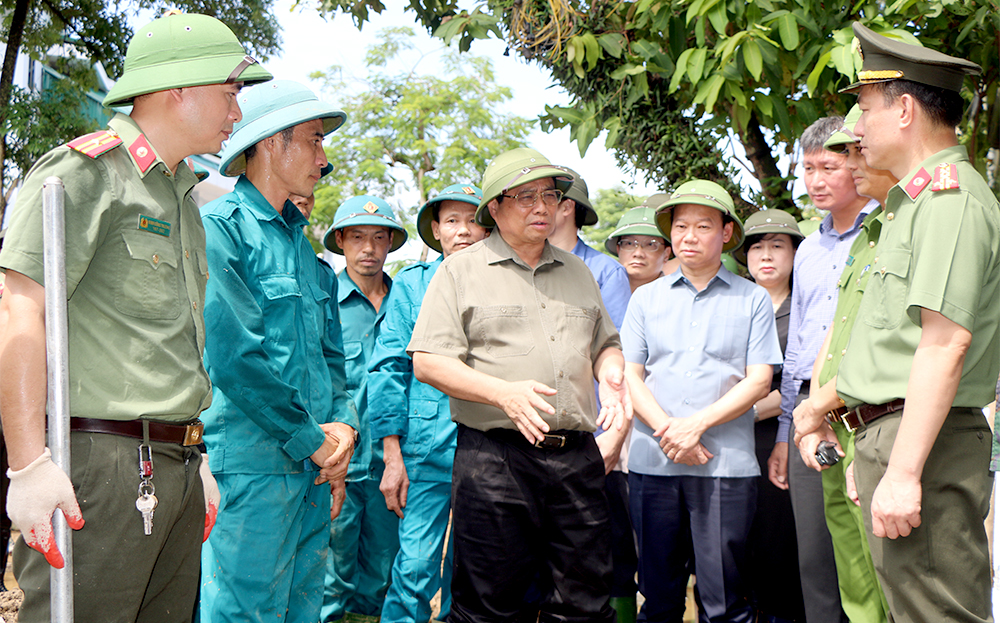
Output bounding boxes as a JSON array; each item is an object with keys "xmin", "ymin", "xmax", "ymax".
[
  {"xmin": 736, "ymin": 110, "xmax": 796, "ymax": 216},
  {"xmin": 0, "ymin": 0, "xmax": 32, "ymax": 226}
]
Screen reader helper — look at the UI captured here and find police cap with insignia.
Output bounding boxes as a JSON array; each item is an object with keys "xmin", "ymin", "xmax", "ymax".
[
  {"xmin": 416, "ymin": 184, "xmax": 484, "ymax": 253},
  {"xmin": 323, "ymin": 195, "xmax": 408, "ymax": 255},
  {"xmin": 841, "ymin": 22, "xmax": 981, "ymax": 94},
  {"xmin": 104, "ymin": 12, "xmax": 273, "ymax": 108}
]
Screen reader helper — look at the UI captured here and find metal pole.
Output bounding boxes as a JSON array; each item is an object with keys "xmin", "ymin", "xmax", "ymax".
[{"xmin": 43, "ymin": 176, "xmax": 73, "ymax": 623}]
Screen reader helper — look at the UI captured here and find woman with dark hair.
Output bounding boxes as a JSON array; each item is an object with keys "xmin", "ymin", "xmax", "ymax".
[{"xmin": 736, "ymin": 209, "xmax": 806, "ymax": 623}]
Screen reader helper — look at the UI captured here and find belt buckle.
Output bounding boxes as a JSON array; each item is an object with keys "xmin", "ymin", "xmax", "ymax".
[
  {"xmin": 534, "ymin": 434, "xmax": 566, "ymax": 449},
  {"xmin": 182, "ymin": 421, "xmax": 204, "ymax": 446},
  {"xmin": 842, "ymin": 409, "xmax": 859, "ymax": 434}
]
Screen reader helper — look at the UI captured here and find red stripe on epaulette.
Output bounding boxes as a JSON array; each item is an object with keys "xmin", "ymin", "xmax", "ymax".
[
  {"xmin": 66, "ymin": 130, "xmax": 122, "ymax": 159},
  {"xmin": 903, "ymin": 168, "xmax": 931, "ymax": 200},
  {"xmin": 931, "ymin": 163, "xmax": 960, "ymax": 192}
]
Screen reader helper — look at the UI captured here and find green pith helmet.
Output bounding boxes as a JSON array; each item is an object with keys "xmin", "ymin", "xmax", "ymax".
[
  {"xmin": 476, "ymin": 148, "xmax": 573, "ymax": 228},
  {"xmin": 733, "ymin": 209, "xmax": 805, "ymax": 265},
  {"xmin": 604, "ymin": 207, "xmax": 666, "ymax": 256},
  {"xmin": 562, "ymin": 168, "xmax": 598, "ymax": 226},
  {"xmin": 219, "ymin": 80, "xmax": 347, "ymax": 177},
  {"xmin": 721, "ymin": 253, "xmax": 739, "ymax": 273},
  {"xmin": 654, "ymin": 180, "xmax": 745, "ymax": 252},
  {"xmin": 841, "ymin": 22, "xmax": 981, "ymax": 94},
  {"xmin": 323, "ymin": 195, "xmax": 407, "ymax": 255},
  {"xmin": 825, "ymin": 105, "xmax": 863, "ymax": 150},
  {"xmin": 104, "ymin": 12, "xmax": 273, "ymax": 108},
  {"xmin": 798, "ymin": 218, "xmax": 822, "ymax": 236},
  {"xmin": 416, "ymin": 184, "xmax": 483, "ymax": 253}
]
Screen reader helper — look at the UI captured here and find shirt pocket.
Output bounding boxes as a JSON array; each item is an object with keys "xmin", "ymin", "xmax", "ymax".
[
  {"xmin": 473, "ymin": 305, "xmax": 533, "ymax": 358},
  {"xmin": 344, "ymin": 340, "xmax": 365, "ymax": 392},
  {"xmin": 565, "ymin": 305, "xmax": 600, "ymax": 358},
  {"xmin": 115, "ymin": 231, "xmax": 181, "ymax": 320},
  {"xmin": 305, "ymin": 281, "xmax": 331, "ymax": 336},
  {"xmin": 863, "ymin": 249, "xmax": 910, "ymax": 330},
  {"xmin": 404, "ymin": 398, "xmax": 439, "ymax": 459},
  {"xmin": 705, "ymin": 314, "xmax": 750, "ymax": 362},
  {"xmin": 259, "ymin": 274, "xmax": 301, "ymax": 342}
]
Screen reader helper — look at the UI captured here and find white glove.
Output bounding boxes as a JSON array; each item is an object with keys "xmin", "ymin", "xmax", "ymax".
[
  {"xmin": 200, "ymin": 454, "xmax": 220, "ymax": 542},
  {"xmin": 6, "ymin": 448, "xmax": 85, "ymax": 568}
]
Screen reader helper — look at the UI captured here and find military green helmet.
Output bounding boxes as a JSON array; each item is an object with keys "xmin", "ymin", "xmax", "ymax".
[
  {"xmin": 825, "ymin": 105, "xmax": 863, "ymax": 150},
  {"xmin": 562, "ymin": 168, "xmax": 598, "ymax": 226},
  {"xmin": 733, "ymin": 209, "xmax": 804, "ymax": 265},
  {"xmin": 416, "ymin": 184, "xmax": 483, "ymax": 253},
  {"xmin": 104, "ymin": 12, "xmax": 273, "ymax": 108},
  {"xmin": 323, "ymin": 195, "xmax": 407, "ymax": 255},
  {"xmin": 654, "ymin": 180, "xmax": 745, "ymax": 252},
  {"xmin": 604, "ymin": 207, "xmax": 665, "ymax": 256},
  {"xmin": 476, "ymin": 148, "xmax": 573, "ymax": 228}
]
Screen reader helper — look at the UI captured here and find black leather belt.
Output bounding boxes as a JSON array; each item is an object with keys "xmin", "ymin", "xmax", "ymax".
[
  {"xmin": 70, "ymin": 417, "xmax": 204, "ymax": 446},
  {"xmin": 830, "ymin": 399, "xmax": 906, "ymax": 432},
  {"xmin": 486, "ymin": 428, "xmax": 591, "ymax": 450}
]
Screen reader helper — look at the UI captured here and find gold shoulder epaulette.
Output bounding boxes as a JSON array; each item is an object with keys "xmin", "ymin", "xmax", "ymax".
[{"xmin": 67, "ymin": 130, "xmax": 123, "ymax": 159}]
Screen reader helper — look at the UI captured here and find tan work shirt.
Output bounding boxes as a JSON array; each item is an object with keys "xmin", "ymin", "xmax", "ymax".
[
  {"xmin": 408, "ymin": 232, "xmax": 621, "ymax": 433},
  {"xmin": 0, "ymin": 113, "xmax": 212, "ymax": 422}
]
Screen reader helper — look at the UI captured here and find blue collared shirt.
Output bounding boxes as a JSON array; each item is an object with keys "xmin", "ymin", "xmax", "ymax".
[
  {"xmin": 368, "ymin": 258, "xmax": 455, "ymax": 482},
  {"xmin": 339, "ymin": 268, "xmax": 392, "ymax": 481},
  {"xmin": 200, "ymin": 176, "xmax": 357, "ymax": 474},
  {"xmin": 777, "ymin": 201, "xmax": 876, "ymax": 443},
  {"xmin": 622, "ymin": 266, "xmax": 782, "ymax": 478},
  {"xmin": 571, "ymin": 237, "xmax": 631, "ymax": 330}
]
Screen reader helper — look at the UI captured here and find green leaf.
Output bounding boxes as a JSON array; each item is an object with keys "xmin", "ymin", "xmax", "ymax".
[
  {"xmin": 743, "ymin": 40, "xmax": 763, "ymax": 80},
  {"xmin": 689, "ymin": 48, "xmax": 708, "ymax": 83},
  {"xmin": 718, "ymin": 31, "xmax": 747, "ymax": 67},
  {"xmin": 598, "ymin": 33, "xmax": 626, "ymax": 59},
  {"xmin": 831, "ymin": 43, "xmax": 855, "ymax": 79},
  {"xmin": 806, "ymin": 50, "xmax": 831, "ymax": 96},
  {"xmin": 707, "ymin": 1, "xmax": 728, "ymax": 35},
  {"xmin": 734, "ymin": 105, "xmax": 751, "ymax": 132},
  {"xmin": 755, "ymin": 93, "xmax": 773, "ymax": 117},
  {"xmin": 581, "ymin": 33, "xmax": 601, "ymax": 70},
  {"xmin": 777, "ymin": 14, "xmax": 799, "ymax": 50},
  {"xmin": 632, "ymin": 39, "xmax": 661, "ymax": 60},
  {"xmin": 611, "ymin": 63, "xmax": 647, "ymax": 80},
  {"xmin": 671, "ymin": 48, "xmax": 695, "ymax": 91},
  {"xmin": 704, "ymin": 74, "xmax": 726, "ymax": 111},
  {"xmin": 686, "ymin": 0, "xmax": 708, "ymax": 25}
]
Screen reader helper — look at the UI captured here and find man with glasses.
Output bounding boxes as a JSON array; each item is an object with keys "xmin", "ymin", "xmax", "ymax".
[{"xmin": 407, "ymin": 148, "xmax": 631, "ymax": 622}]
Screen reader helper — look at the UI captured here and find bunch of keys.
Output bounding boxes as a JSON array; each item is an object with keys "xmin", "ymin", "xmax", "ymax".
[{"xmin": 137, "ymin": 444, "xmax": 158, "ymax": 536}]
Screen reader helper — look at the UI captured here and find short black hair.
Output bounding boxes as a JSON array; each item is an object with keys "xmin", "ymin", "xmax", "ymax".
[
  {"xmin": 243, "ymin": 126, "xmax": 296, "ymax": 163},
  {"xmin": 871, "ymin": 79, "xmax": 966, "ymax": 128}
]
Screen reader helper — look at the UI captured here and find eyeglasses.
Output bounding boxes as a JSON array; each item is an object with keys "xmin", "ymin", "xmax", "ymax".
[
  {"xmin": 618, "ymin": 238, "xmax": 665, "ymax": 252},
  {"xmin": 499, "ymin": 189, "xmax": 564, "ymax": 208}
]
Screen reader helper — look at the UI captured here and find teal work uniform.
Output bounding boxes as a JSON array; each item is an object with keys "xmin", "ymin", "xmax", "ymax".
[
  {"xmin": 369, "ymin": 258, "xmax": 456, "ymax": 623},
  {"xmin": 199, "ymin": 176, "xmax": 357, "ymax": 623},
  {"xmin": 324, "ymin": 270, "xmax": 401, "ymax": 622},
  {"xmin": 816, "ymin": 208, "xmax": 889, "ymax": 623},
  {"xmin": 0, "ymin": 114, "xmax": 210, "ymax": 622},
  {"xmin": 837, "ymin": 146, "xmax": 1000, "ymax": 623}
]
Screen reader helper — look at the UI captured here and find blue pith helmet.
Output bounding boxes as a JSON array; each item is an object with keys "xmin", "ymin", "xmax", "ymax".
[
  {"xmin": 416, "ymin": 184, "xmax": 483, "ymax": 252},
  {"xmin": 219, "ymin": 80, "xmax": 347, "ymax": 177},
  {"xmin": 323, "ymin": 195, "xmax": 407, "ymax": 255}
]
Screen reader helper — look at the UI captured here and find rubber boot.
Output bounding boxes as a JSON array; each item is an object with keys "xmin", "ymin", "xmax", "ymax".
[{"xmin": 609, "ymin": 596, "xmax": 637, "ymax": 623}]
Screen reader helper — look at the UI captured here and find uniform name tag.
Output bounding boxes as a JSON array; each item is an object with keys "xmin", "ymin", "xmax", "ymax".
[{"xmin": 138, "ymin": 215, "xmax": 171, "ymax": 237}]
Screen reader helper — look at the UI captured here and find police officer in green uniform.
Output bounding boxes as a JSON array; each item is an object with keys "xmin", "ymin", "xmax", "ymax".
[
  {"xmin": 0, "ymin": 12, "xmax": 271, "ymax": 622},
  {"xmin": 791, "ymin": 105, "xmax": 894, "ymax": 623},
  {"xmin": 836, "ymin": 23, "xmax": 999, "ymax": 623}
]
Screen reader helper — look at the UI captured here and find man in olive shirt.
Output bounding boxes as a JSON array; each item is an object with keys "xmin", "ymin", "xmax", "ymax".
[
  {"xmin": 0, "ymin": 12, "xmax": 271, "ymax": 622},
  {"xmin": 836, "ymin": 23, "xmax": 1000, "ymax": 623},
  {"xmin": 408, "ymin": 148, "xmax": 631, "ymax": 623}
]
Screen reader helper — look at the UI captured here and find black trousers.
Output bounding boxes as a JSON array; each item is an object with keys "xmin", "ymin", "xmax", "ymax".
[{"xmin": 450, "ymin": 425, "xmax": 615, "ymax": 623}]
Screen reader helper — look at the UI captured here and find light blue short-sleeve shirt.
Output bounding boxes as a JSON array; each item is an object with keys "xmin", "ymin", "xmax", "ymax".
[{"xmin": 622, "ymin": 266, "xmax": 782, "ymax": 478}]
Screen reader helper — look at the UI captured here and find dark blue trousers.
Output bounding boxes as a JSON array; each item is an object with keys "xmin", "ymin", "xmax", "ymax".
[{"xmin": 629, "ymin": 472, "xmax": 756, "ymax": 623}]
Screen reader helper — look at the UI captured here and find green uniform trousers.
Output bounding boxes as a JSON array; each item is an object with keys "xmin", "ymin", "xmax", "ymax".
[
  {"xmin": 14, "ymin": 430, "xmax": 204, "ymax": 623},
  {"xmin": 822, "ymin": 422, "xmax": 889, "ymax": 623},
  {"xmin": 855, "ymin": 409, "xmax": 992, "ymax": 623}
]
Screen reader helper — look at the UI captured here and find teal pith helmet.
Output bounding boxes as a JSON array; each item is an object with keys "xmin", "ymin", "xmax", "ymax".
[
  {"xmin": 604, "ymin": 207, "xmax": 666, "ymax": 256},
  {"xmin": 825, "ymin": 105, "xmax": 863, "ymax": 150},
  {"xmin": 416, "ymin": 184, "xmax": 483, "ymax": 253},
  {"xmin": 562, "ymin": 168, "xmax": 598, "ymax": 226},
  {"xmin": 104, "ymin": 12, "xmax": 272, "ymax": 108},
  {"xmin": 476, "ymin": 148, "xmax": 573, "ymax": 228},
  {"xmin": 654, "ymin": 180, "xmax": 745, "ymax": 252},
  {"xmin": 219, "ymin": 80, "xmax": 347, "ymax": 177},
  {"xmin": 323, "ymin": 195, "xmax": 407, "ymax": 255},
  {"xmin": 733, "ymin": 209, "xmax": 805, "ymax": 265}
]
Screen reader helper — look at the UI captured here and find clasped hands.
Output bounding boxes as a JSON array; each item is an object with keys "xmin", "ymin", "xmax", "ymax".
[{"xmin": 654, "ymin": 414, "xmax": 713, "ymax": 465}]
